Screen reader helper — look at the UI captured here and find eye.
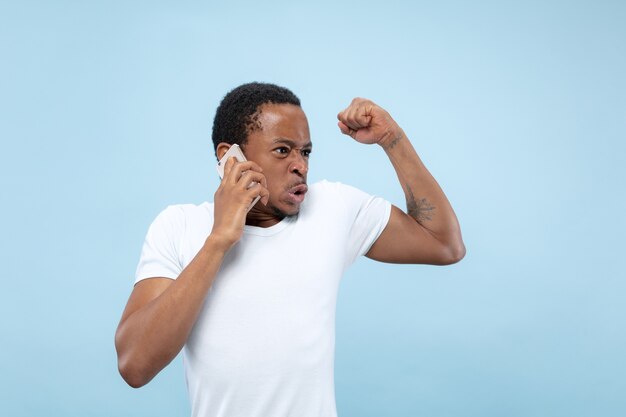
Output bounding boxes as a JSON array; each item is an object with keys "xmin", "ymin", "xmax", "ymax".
[
  {"xmin": 301, "ymin": 149, "xmax": 312, "ymax": 158},
  {"xmin": 273, "ymin": 146, "xmax": 290, "ymax": 157}
]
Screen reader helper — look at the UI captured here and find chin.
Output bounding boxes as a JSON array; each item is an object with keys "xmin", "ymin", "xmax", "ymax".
[{"xmin": 269, "ymin": 202, "xmax": 300, "ymax": 218}]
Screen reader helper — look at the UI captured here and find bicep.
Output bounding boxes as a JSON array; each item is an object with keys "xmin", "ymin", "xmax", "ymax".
[
  {"xmin": 365, "ymin": 205, "xmax": 451, "ymax": 264},
  {"xmin": 118, "ymin": 277, "xmax": 175, "ymax": 326}
]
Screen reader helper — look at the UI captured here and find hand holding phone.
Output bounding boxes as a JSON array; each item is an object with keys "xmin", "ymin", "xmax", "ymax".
[{"xmin": 216, "ymin": 144, "xmax": 262, "ymax": 210}]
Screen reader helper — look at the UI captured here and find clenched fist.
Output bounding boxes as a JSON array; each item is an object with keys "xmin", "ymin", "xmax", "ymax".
[{"xmin": 337, "ymin": 98, "xmax": 403, "ymax": 147}]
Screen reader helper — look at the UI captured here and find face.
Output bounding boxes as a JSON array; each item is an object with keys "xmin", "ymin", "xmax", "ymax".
[{"xmin": 238, "ymin": 103, "xmax": 312, "ymax": 218}]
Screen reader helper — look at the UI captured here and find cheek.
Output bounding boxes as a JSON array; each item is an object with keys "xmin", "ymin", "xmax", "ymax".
[
  {"xmin": 262, "ymin": 165, "xmax": 285, "ymax": 184},
  {"xmin": 263, "ymin": 171, "xmax": 283, "ymax": 192}
]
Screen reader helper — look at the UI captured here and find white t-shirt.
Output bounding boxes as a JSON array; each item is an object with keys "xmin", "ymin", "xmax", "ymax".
[{"xmin": 135, "ymin": 180, "xmax": 392, "ymax": 417}]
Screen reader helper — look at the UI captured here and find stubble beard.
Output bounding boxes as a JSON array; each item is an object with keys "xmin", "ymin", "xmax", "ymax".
[{"xmin": 267, "ymin": 201, "xmax": 299, "ymax": 219}]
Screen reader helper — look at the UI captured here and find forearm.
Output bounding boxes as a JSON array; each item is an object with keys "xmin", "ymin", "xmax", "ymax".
[
  {"xmin": 115, "ymin": 236, "xmax": 228, "ymax": 387},
  {"xmin": 380, "ymin": 130, "xmax": 464, "ymax": 253}
]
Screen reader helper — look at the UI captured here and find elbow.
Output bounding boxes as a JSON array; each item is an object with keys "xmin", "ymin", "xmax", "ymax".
[
  {"xmin": 440, "ymin": 240, "xmax": 466, "ymax": 265},
  {"xmin": 117, "ymin": 355, "xmax": 152, "ymax": 389},
  {"xmin": 450, "ymin": 244, "xmax": 466, "ymax": 264},
  {"xmin": 115, "ymin": 332, "xmax": 153, "ymax": 389}
]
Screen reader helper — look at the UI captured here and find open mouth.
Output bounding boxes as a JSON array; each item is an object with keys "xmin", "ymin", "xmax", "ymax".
[{"xmin": 286, "ymin": 183, "xmax": 308, "ymax": 204}]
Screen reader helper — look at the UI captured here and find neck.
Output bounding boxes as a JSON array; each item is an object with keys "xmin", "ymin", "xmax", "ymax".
[{"xmin": 245, "ymin": 205, "xmax": 285, "ymax": 228}]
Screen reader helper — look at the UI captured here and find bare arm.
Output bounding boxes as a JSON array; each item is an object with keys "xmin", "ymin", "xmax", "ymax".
[
  {"xmin": 115, "ymin": 239, "xmax": 227, "ymax": 388},
  {"xmin": 115, "ymin": 157, "xmax": 269, "ymax": 388},
  {"xmin": 337, "ymin": 98, "xmax": 465, "ymax": 265}
]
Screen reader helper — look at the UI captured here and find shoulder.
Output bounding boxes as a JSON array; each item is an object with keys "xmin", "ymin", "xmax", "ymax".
[
  {"xmin": 158, "ymin": 202, "xmax": 212, "ymax": 216},
  {"xmin": 302, "ymin": 180, "xmax": 389, "ymax": 220},
  {"xmin": 307, "ymin": 180, "xmax": 365, "ymax": 199},
  {"xmin": 307, "ymin": 180, "xmax": 380, "ymax": 205},
  {"xmin": 302, "ymin": 180, "xmax": 349, "ymax": 212},
  {"xmin": 149, "ymin": 202, "xmax": 213, "ymax": 230}
]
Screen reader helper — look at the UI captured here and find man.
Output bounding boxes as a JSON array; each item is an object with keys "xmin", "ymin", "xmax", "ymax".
[{"xmin": 115, "ymin": 82, "xmax": 465, "ymax": 416}]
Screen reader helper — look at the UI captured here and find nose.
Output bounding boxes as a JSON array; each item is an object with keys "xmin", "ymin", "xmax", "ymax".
[{"xmin": 289, "ymin": 152, "xmax": 308, "ymax": 177}]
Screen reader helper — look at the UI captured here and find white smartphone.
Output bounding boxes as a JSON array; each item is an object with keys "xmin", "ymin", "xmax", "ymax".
[{"xmin": 216, "ymin": 144, "xmax": 261, "ymax": 209}]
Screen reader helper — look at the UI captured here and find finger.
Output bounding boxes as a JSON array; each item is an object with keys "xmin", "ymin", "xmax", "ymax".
[
  {"xmin": 223, "ymin": 156, "xmax": 237, "ymax": 179},
  {"xmin": 355, "ymin": 109, "xmax": 372, "ymax": 127},
  {"xmin": 246, "ymin": 184, "xmax": 270, "ymax": 206},
  {"xmin": 258, "ymin": 171, "xmax": 268, "ymax": 191},
  {"xmin": 226, "ymin": 160, "xmax": 262, "ymax": 184},
  {"xmin": 241, "ymin": 160, "xmax": 264, "ymax": 173},
  {"xmin": 347, "ymin": 105, "xmax": 372, "ymax": 129},
  {"xmin": 341, "ymin": 117, "xmax": 361, "ymax": 131},
  {"xmin": 232, "ymin": 160, "xmax": 260, "ymax": 172},
  {"xmin": 338, "ymin": 106, "xmax": 362, "ymax": 129},
  {"xmin": 340, "ymin": 108, "xmax": 364, "ymax": 131},
  {"xmin": 337, "ymin": 121, "xmax": 356, "ymax": 138},
  {"xmin": 338, "ymin": 108, "xmax": 358, "ymax": 131},
  {"xmin": 261, "ymin": 190, "xmax": 269, "ymax": 206},
  {"xmin": 238, "ymin": 170, "xmax": 266, "ymax": 189}
]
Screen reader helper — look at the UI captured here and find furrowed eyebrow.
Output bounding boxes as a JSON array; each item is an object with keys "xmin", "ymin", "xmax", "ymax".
[{"xmin": 272, "ymin": 138, "xmax": 313, "ymax": 148}]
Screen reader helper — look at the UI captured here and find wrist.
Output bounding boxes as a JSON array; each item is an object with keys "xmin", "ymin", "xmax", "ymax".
[
  {"xmin": 204, "ymin": 233, "xmax": 234, "ymax": 255},
  {"xmin": 377, "ymin": 126, "xmax": 405, "ymax": 150}
]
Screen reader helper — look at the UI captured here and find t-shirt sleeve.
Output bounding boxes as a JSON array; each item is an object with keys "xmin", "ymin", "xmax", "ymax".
[
  {"xmin": 335, "ymin": 182, "xmax": 392, "ymax": 266},
  {"xmin": 134, "ymin": 205, "xmax": 185, "ymax": 284}
]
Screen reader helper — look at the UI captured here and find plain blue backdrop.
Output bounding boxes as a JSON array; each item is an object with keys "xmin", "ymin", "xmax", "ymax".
[{"xmin": 1, "ymin": 1, "xmax": 625, "ymax": 416}]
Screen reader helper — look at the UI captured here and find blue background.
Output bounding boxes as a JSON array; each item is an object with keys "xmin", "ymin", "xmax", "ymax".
[{"xmin": 1, "ymin": 1, "xmax": 625, "ymax": 416}]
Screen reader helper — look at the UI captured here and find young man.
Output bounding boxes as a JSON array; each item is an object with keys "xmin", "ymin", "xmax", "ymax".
[{"xmin": 115, "ymin": 82, "xmax": 465, "ymax": 416}]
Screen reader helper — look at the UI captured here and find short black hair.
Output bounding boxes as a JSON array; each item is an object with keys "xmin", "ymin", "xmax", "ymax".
[{"xmin": 211, "ymin": 82, "xmax": 301, "ymax": 157}]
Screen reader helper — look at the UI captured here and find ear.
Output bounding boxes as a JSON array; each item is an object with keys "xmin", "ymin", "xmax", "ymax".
[{"xmin": 216, "ymin": 142, "xmax": 232, "ymax": 161}]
